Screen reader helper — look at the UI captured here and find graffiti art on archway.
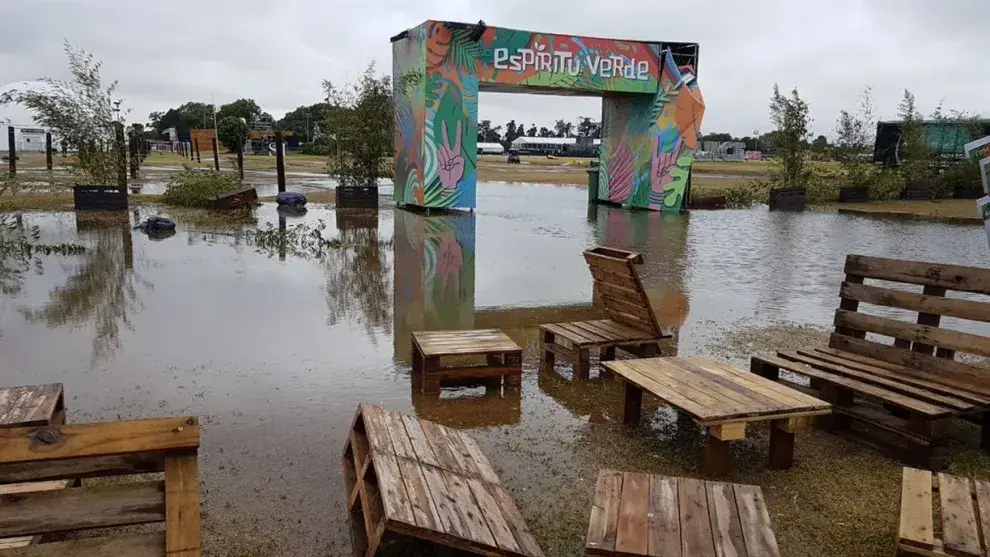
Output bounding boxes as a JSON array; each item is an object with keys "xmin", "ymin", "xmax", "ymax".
[{"xmin": 392, "ymin": 21, "xmax": 704, "ymax": 213}]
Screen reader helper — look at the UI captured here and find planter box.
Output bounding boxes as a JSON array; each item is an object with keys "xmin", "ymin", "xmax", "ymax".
[
  {"xmin": 954, "ymin": 185, "xmax": 985, "ymax": 199},
  {"xmin": 336, "ymin": 209, "xmax": 379, "ymax": 231},
  {"xmin": 688, "ymin": 195, "xmax": 727, "ymax": 210},
  {"xmin": 901, "ymin": 183, "xmax": 934, "ymax": 200},
  {"xmin": 768, "ymin": 187, "xmax": 806, "ymax": 211},
  {"xmin": 336, "ymin": 185, "xmax": 378, "ymax": 209},
  {"xmin": 73, "ymin": 185, "xmax": 128, "ymax": 210},
  {"xmin": 210, "ymin": 186, "xmax": 258, "ymax": 209},
  {"xmin": 838, "ymin": 186, "xmax": 870, "ymax": 203}
]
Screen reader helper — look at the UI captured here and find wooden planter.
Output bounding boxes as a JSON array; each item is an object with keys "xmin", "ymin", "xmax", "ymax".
[
  {"xmin": 768, "ymin": 187, "xmax": 806, "ymax": 211},
  {"xmin": 73, "ymin": 185, "xmax": 128, "ymax": 210},
  {"xmin": 901, "ymin": 183, "xmax": 934, "ymax": 200},
  {"xmin": 688, "ymin": 195, "xmax": 727, "ymax": 209},
  {"xmin": 954, "ymin": 185, "xmax": 985, "ymax": 199},
  {"xmin": 210, "ymin": 186, "xmax": 258, "ymax": 209},
  {"xmin": 838, "ymin": 186, "xmax": 870, "ymax": 203},
  {"xmin": 336, "ymin": 185, "xmax": 378, "ymax": 209}
]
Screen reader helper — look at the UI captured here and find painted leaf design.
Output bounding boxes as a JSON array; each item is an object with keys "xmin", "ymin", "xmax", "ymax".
[
  {"xmin": 607, "ymin": 143, "xmax": 635, "ymax": 203},
  {"xmin": 449, "ymin": 29, "xmax": 482, "ymax": 73}
]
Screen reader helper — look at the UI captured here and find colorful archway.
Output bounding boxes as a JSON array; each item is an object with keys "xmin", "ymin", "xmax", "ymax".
[{"xmin": 391, "ymin": 21, "xmax": 704, "ymax": 212}]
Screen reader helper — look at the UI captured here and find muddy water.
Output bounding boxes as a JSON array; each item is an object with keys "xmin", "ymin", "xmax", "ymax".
[{"xmin": 2, "ymin": 183, "xmax": 990, "ymax": 556}]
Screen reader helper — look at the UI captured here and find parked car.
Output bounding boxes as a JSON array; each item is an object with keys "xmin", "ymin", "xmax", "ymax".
[{"xmin": 507, "ymin": 152, "xmax": 520, "ymax": 164}]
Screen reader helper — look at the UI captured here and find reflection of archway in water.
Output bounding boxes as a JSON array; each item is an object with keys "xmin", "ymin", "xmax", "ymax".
[
  {"xmin": 409, "ymin": 371, "xmax": 521, "ymax": 428},
  {"xmin": 537, "ymin": 365, "xmax": 664, "ymax": 424},
  {"xmin": 588, "ymin": 205, "xmax": 689, "ymax": 353},
  {"xmin": 19, "ymin": 211, "xmax": 143, "ymax": 363},
  {"xmin": 392, "ymin": 209, "xmax": 476, "ymax": 362}
]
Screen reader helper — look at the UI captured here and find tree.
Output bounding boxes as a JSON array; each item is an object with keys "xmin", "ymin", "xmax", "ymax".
[
  {"xmin": 699, "ymin": 132, "xmax": 734, "ymax": 143},
  {"xmin": 812, "ymin": 135, "xmax": 829, "ymax": 151},
  {"xmin": 177, "ymin": 102, "xmax": 213, "ymax": 129},
  {"xmin": 538, "ymin": 127, "xmax": 554, "ymax": 138},
  {"xmin": 217, "ymin": 99, "xmax": 267, "ymax": 128},
  {"xmin": 768, "ymin": 84, "xmax": 813, "ymax": 186},
  {"xmin": 217, "ymin": 116, "xmax": 250, "ymax": 151},
  {"xmin": 323, "ymin": 62, "xmax": 392, "ymax": 187},
  {"xmin": 278, "ymin": 103, "xmax": 327, "ymax": 143},
  {"xmin": 526, "ymin": 124, "xmax": 537, "ymax": 137},
  {"xmin": 554, "ymin": 119, "xmax": 574, "ymax": 138},
  {"xmin": 896, "ymin": 89, "xmax": 930, "ymax": 184},
  {"xmin": 576, "ymin": 117, "xmax": 600, "ymax": 138},
  {"xmin": 504, "ymin": 120, "xmax": 518, "ymax": 146},
  {"xmin": 477, "ymin": 120, "xmax": 493, "ymax": 143},
  {"xmin": 0, "ymin": 41, "xmax": 124, "ymax": 185}
]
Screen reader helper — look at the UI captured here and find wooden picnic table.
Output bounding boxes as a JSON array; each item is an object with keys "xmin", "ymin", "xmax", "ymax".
[
  {"xmin": 602, "ymin": 356, "xmax": 832, "ymax": 475},
  {"xmin": 412, "ymin": 329, "xmax": 523, "ymax": 394},
  {"xmin": 343, "ymin": 403, "xmax": 544, "ymax": 556}
]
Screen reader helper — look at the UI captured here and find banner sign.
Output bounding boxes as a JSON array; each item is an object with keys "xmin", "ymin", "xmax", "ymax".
[{"xmin": 964, "ymin": 135, "xmax": 990, "ymax": 194}]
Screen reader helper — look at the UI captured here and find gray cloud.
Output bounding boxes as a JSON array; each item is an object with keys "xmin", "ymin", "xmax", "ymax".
[{"xmin": 2, "ymin": 0, "xmax": 988, "ymax": 137}]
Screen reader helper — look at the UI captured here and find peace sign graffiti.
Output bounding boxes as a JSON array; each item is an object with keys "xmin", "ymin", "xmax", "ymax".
[{"xmin": 438, "ymin": 120, "xmax": 464, "ymax": 190}]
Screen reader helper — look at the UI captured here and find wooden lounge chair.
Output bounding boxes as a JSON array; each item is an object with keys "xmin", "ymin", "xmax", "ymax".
[
  {"xmin": 0, "ymin": 416, "xmax": 202, "ymax": 556},
  {"xmin": 541, "ymin": 247, "xmax": 671, "ymax": 379},
  {"xmin": 751, "ymin": 254, "xmax": 990, "ymax": 469}
]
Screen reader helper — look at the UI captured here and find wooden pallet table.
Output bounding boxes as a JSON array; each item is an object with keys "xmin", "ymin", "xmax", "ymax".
[
  {"xmin": 585, "ymin": 470, "xmax": 781, "ymax": 557},
  {"xmin": 0, "ymin": 383, "xmax": 70, "ymax": 551},
  {"xmin": 898, "ymin": 467, "xmax": 990, "ymax": 556},
  {"xmin": 411, "ymin": 330, "xmax": 522, "ymax": 395},
  {"xmin": 0, "ymin": 416, "xmax": 201, "ymax": 556},
  {"xmin": 541, "ymin": 247, "xmax": 671, "ymax": 379},
  {"xmin": 342, "ymin": 403, "xmax": 544, "ymax": 557},
  {"xmin": 602, "ymin": 356, "xmax": 832, "ymax": 475}
]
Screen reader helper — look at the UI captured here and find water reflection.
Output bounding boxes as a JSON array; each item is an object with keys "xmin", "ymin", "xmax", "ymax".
[
  {"xmin": 393, "ymin": 209, "xmax": 476, "ymax": 362},
  {"xmin": 19, "ymin": 211, "xmax": 144, "ymax": 363},
  {"xmin": 324, "ymin": 210, "xmax": 391, "ymax": 342}
]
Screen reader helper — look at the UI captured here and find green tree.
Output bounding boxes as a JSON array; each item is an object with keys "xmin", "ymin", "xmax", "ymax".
[
  {"xmin": 217, "ymin": 116, "xmax": 250, "ymax": 152},
  {"xmin": 0, "ymin": 41, "xmax": 124, "ymax": 185},
  {"xmin": 324, "ymin": 62, "xmax": 393, "ymax": 187},
  {"xmin": 768, "ymin": 84, "xmax": 813, "ymax": 187},
  {"xmin": 217, "ymin": 99, "xmax": 267, "ymax": 128},
  {"xmin": 576, "ymin": 117, "xmax": 600, "ymax": 138},
  {"xmin": 538, "ymin": 127, "xmax": 554, "ymax": 138},
  {"xmin": 834, "ymin": 86, "xmax": 876, "ymax": 187},
  {"xmin": 526, "ymin": 124, "xmax": 537, "ymax": 137},
  {"xmin": 554, "ymin": 119, "xmax": 574, "ymax": 138},
  {"xmin": 699, "ymin": 132, "xmax": 734, "ymax": 143},
  {"xmin": 896, "ymin": 89, "xmax": 932, "ymax": 185},
  {"xmin": 278, "ymin": 103, "xmax": 327, "ymax": 143}
]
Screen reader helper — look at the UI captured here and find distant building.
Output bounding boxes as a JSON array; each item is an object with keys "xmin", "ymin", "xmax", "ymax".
[
  {"xmin": 510, "ymin": 136, "xmax": 601, "ymax": 156},
  {"xmin": 874, "ymin": 120, "xmax": 990, "ymax": 167},
  {"xmin": 477, "ymin": 142, "xmax": 504, "ymax": 154}
]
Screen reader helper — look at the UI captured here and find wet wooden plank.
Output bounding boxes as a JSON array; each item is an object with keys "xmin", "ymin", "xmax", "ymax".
[
  {"xmin": 939, "ymin": 473, "xmax": 982, "ymax": 557},
  {"xmin": 606, "ymin": 360, "xmax": 722, "ymax": 421},
  {"xmin": 707, "ymin": 481, "xmax": 746, "ymax": 557},
  {"xmin": 899, "ymin": 468, "xmax": 934, "ymax": 551},
  {"xmin": 0, "ymin": 453, "xmax": 165, "ymax": 484},
  {"xmin": 587, "ymin": 470, "xmax": 623, "ymax": 554},
  {"xmin": 359, "ymin": 404, "xmax": 391, "ymax": 453},
  {"xmin": 395, "ymin": 457, "xmax": 444, "ymax": 532},
  {"xmin": 438, "ymin": 469, "xmax": 496, "ymax": 547},
  {"xmin": 835, "ymin": 309, "xmax": 990, "ymax": 358},
  {"xmin": 0, "ymin": 480, "xmax": 73, "ymax": 549},
  {"xmin": 467, "ymin": 478, "xmax": 522, "ymax": 554},
  {"xmin": 0, "ymin": 417, "xmax": 199, "ymax": 466},
  {"xmin": 616, "ymin": 472, "xmax": 651, "ymax": 555},
  {"xmin": 399, "ymin": 414, "xmax": 440, "ymax": 467},
  {"xmin": 973, "ymin": 480, "xmax": 990, "ymax": 556},
  {"xmin": 0, "ymin": 532, "xmax": 164, "ymax": 557},
  {"xmin": 648, "ymin": 475, "xmax": 680, "ymax": 557},
  {"xmin": 164, "ymin": 453, "xmax": 201, "ymax": 557},
  {"xmin": 0, "ymin": 482, "xmax": 165, "ymax": 538},
  {"xmin": 413, "ymin": 330, "xmax": 520, "ymax": 356},
  {"xmin": 438, "ymin": 426, "xmax": 483, "ymax": 480},
  {"xmin": 844, "ymin": 254, "xmax": 990, "ymax": 295},
  {"xmin": 840, "ymin": 281, "xmax": 990, "ymax": 323},
  {"xmin": 420, "ymin": 420, "xmax": 465, "ymax": 474},
  {"xmin": 628, "ymin": 359, "xmax": 754, "ymax": 418},
  {"xmin": 382, "ymin": 411, "xmax": 416, "ymax": 461},
  {"xmin": 420, "ymin": 464, "xmax": 470, "ymax": 540},
  {"xmin": 457, "ymin": 433, "xmax": 501, "ymax": 485},
  {"xmin": 671, "ymin": 358, "xmax": 789, "ymax": 411},
  {"xmin": 734, "ymin": 484, "xmax": 780, "ymax": 557},
  {"xmin": 487, "ymin": 483, "xmax": 544, "ymax": 557},
  {"xmin": 0, "ymin": 384, "xmax": 62, "ymax": 428},
  {"xmin": 372, "ymin": 452, "xmax": 416, "ymax": 526},
  {"xmin": 696, "ymin": 357, "xmax": 832, "ymax": 409},
  {"xmin": 678, "ymin": 478, "xmax": 716, "ymax": 557}
]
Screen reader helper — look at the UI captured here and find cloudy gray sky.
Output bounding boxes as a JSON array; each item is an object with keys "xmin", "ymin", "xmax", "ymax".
[{"xmin": 1, "ymin": 0, "xmax": 987, "ymax": 138}]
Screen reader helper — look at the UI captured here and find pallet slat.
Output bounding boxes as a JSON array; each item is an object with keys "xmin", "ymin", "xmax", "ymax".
[
  {"xmin": 734, "ymin": 483, "xmax": 781, "ymax": 557},
  {"xmin": 839, "ymin": 281, "xmax": 990, "ymax": 323},
  {"xmin": 707, "ymin": 482, "xmax": 747, "ymax": 557},
  {"xmin": 586, "ymin": 470, "xmax": 623, "ymax": 554},
  {"xmin": 0, "ymin": 532, "xmax": 165, "ymax": 557},
  {"xmin": 678, "ymin": 478, "xmax": 716, "ymax": 557},
  {"xmin": 615, "ymin": 472, "xmax": 650, "ymax": 555},
  {"xmin": 845, "ymin": 254, "xmax": 990, "ymax": 295},
  {"xmin": 0, "ymin": 384, "xmax": 62, "ymax": 428},
  {"xmin": 899, "ymin": 467, "xmax": 934, "ymax": 550},
  {"xmin": 939, "ymin": 473, "xmax": 982, "ymax": 556},
  {"xmin": 835, "ymin": 309, "xmax": 990, "ymax": 358},
  {"xmin": 164, "ymin": 453, "xmax": 201, "ymax": 557},
  {"xmin": 648, "ymin": 476, "xmax": 680, "ymax": 557}
]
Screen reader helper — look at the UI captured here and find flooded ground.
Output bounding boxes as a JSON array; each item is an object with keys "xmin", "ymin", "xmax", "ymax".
[{"xmin": 2, "ymin": 181, "xmax": 990, "ymax": 556}]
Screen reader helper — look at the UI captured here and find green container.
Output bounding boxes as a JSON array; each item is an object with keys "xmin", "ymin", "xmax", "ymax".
[{"xmin": 586, "ymin": 168, "xmax": 600, "ymax": 204}]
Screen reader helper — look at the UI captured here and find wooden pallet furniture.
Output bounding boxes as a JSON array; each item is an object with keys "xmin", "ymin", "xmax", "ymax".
[
  {"xmin": 602, "ymin": 356, "xmax": 831, "ymax": 475},
  {"xmin": 0, "ymin": 383, "xmax": 70, "ymax": 551},
  {"xmin": 0, "ymin": 416, "xmax": 201, "ymax": 556},
  {"xmin": 898, "ymin": 467, "xmax": 990, "ymax": 556},
  {"xmin": 585, "ymin": 470, "xmax": 781, "ymax": 557},
  {"xmin": 411, "ymin": 329, "xmax": 522, "ymax": 395},
  {"xmin": 751, "ymin": 254, "xmax": 990, "ymax": 469},
  {"xmin": 768, "ymin": 187, "xmax": 807, "ymax": 211},
  {"xmin": 342, "ymin": 403, "xmax": 544, "ymax": 557},
  {"xmin": 541, "ymin": 247, "xmax": 671, "ymax": 379}
]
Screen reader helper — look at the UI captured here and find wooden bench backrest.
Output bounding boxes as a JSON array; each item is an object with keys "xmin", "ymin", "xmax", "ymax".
[
  {"xmin": 0, "ymin": 417, "xmax": 201, "ymax": 556},
  {"xmin": 832, "ymin": 254, "xmax": 990, "ymax": 394},
  {"xmin": 584, "ymin": 246, "xmax": 662, "ymax": 337}
]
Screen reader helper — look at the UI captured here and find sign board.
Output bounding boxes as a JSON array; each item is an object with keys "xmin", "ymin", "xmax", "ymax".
[
  {"xmin": 964, "ymin": 135, "xmax": 990, "ymax": 194},
  {"xmin": 980, "ymin": 196, "xmax": 990, "ymax": 249}
]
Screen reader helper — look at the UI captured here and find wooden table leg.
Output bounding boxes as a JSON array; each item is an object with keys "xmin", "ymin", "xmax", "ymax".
[
  {"xmin": 541, "ymin": 330, "xmax": 555, "ymax": 367},
  {"xmin": 622, "ymin": 381, "xmax": 643, "ymax": 425},
  {"xmin": 574, "ymin": 348, "xmax": 591, "ymax": 380},
  {"xmin": 412, "ymin": 342, "xmax": 423, "ymax": 373},
  {"xmin": 600, "ymin": 346, "xmax": 616, "ymax": 361},
  {"xmin": 769, "ymin": 420, "xmax": 795, "ymax": 470},
  {"xmin": 422, "ymin": 356, "xmax": 441, "ymax": 395},
  {"xmin": 702, "ymin": 433, "xmax": 729, "ymax": 476}
]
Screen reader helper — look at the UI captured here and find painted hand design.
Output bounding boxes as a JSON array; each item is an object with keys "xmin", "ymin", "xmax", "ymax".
[
  {"xmin": 651, "ymin": 136, "xmax": 683, "ymax": 194},
  {"xmin": 436, "ymin": 234, "xmax": 463, "ymax": 298},
  {"xmin": 437, "ymin": 120, "xmax": 464, "ymax": 190}
]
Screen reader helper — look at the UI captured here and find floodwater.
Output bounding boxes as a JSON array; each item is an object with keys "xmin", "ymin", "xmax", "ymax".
[{"xmin": 2, "ymin": 182, "xmax": 990, "ymax": 556}]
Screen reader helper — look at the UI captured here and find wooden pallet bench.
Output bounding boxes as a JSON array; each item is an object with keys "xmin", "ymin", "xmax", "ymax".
[
  {"xmin": 541, "ymin": 247, "xmax": 671, "ymax": 379},
  {"xmin": 585, "ymin": 470, "xmax": 781, "ymax": 557},
  {"xmin": 342, "ymin": 403, "xmax": 544, "ymax": 557},
  {"xmin": 898, "ymin": 467, "xmax": 990, "ymax": 556},
  {"xmin": 411, "ymin": 329, "xmax": 522, "ymax": 395},
  {"xmin": 603, "ymin": 356, "xmax": 831, "ymax": 475},
  {"xmin": 0, "ymin": 416, "xmax": 202, "ymax": 556},
  {"xmin": 751, "ymin": 254, "xmax": 990, "ymax": 469},
  {"xmin": 0, "ymin": 383, "xmax": 71, "ymax": 551}
]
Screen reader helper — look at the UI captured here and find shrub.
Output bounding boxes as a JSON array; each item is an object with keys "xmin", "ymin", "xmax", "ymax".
[
  {"xmin": 935, "ymin": 160, "xmax": 979, "ymax": 199},
  {"xmin": 865, "ymin": 167, "xmax": 907, "ymax": 201},
  {"xmin": 161, "ymin": 170, "xmax": 243, "ymax": 207}
]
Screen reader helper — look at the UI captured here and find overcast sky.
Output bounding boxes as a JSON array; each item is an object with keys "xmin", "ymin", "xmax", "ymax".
[{"xmin": 1, "ymin": 0, "xmax": 987, "ymax": 138}]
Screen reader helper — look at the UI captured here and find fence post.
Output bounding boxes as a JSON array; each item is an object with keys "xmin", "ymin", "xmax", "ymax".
[
  {"xmin": 275, "ymin": 130, "xmax": 286, "ymax": 193},
  {"xmin": 194, "ymin": 139, "xmax": 201, "ymax": 163},
  {"xmin": 46, "ymin": 132, "xmax": 53, "ymax": 170},
  {"xmin": 212, "ymin": 136, "xmax": 220, "ymax": 171},
  {"xmin": 115, "ymin": 122, "xmax": 127, "ymax": 187},
  {"xmin": 129, "ymin": 130, "xmax": 139, "ymax": 179},
  {"xmin": 237, "ymin": 140, "xmax": 244, "ymax": 180},
  {"xmin": 7, "ymin": 126, "xmax": 16, "ymax": 176}
]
